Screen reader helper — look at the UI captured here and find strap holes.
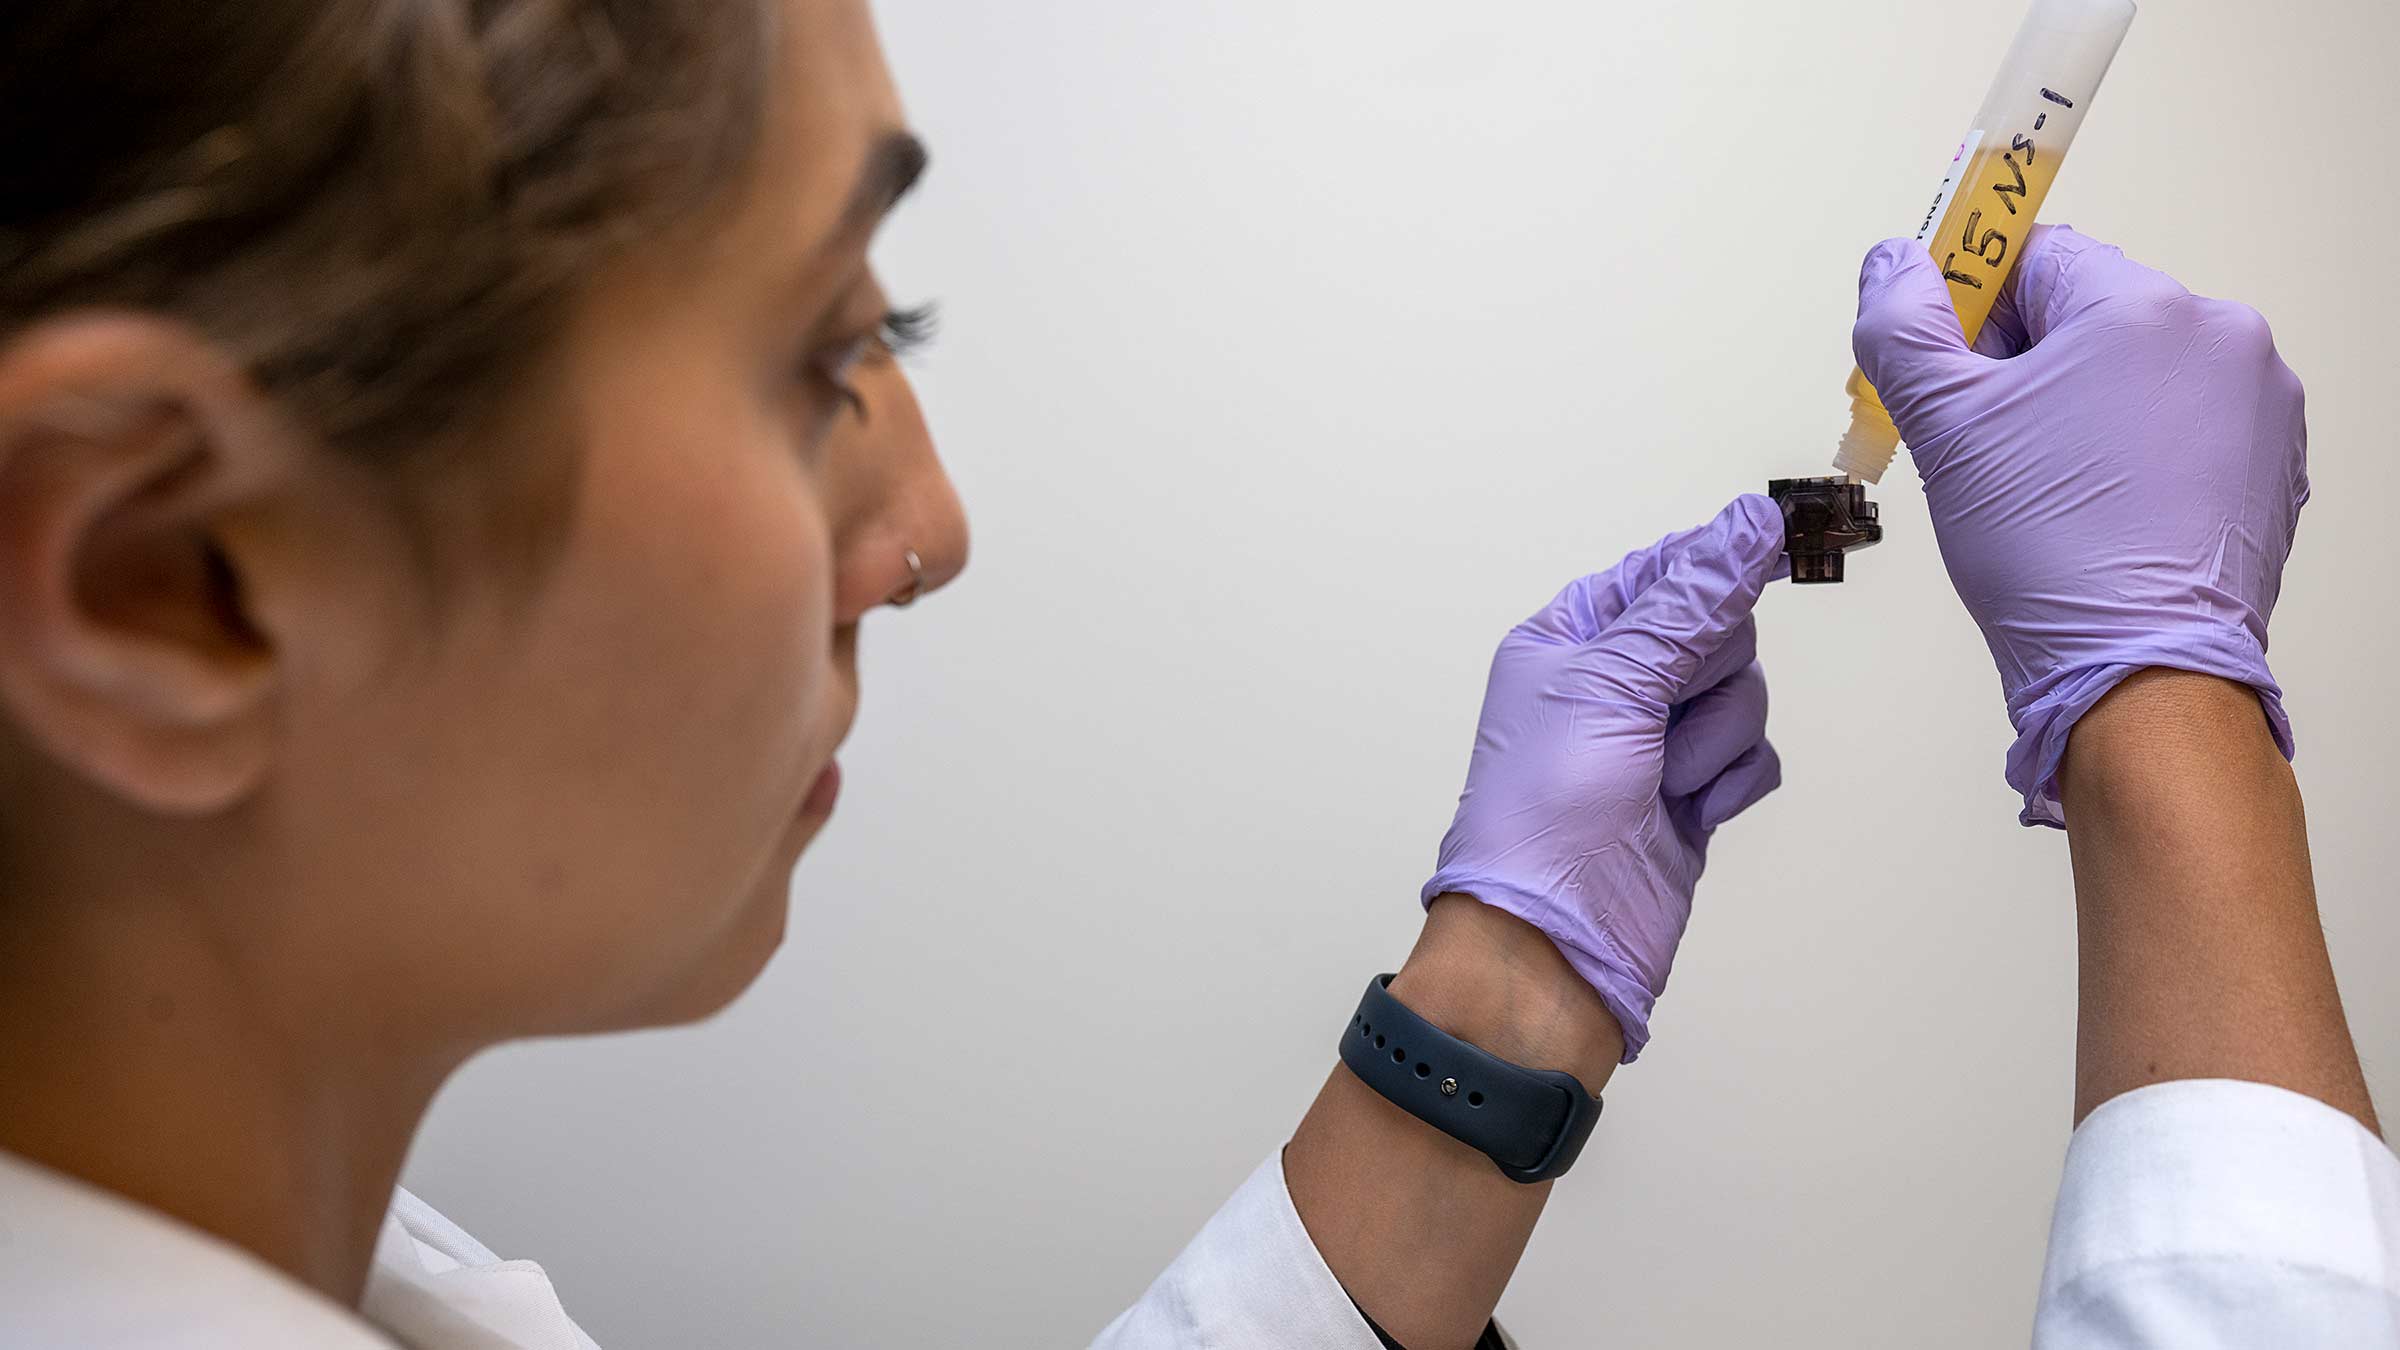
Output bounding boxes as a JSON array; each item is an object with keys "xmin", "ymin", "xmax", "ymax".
[
  {"xmin": 1467, "ymin": 1091, "xmax": 1485, "ymax": 1108},
  {"xmin": 1413, "ymin": 1063, "xmax": 1431, "ymax": 1079},
  {"xmin": 1374, "ymin": 1035, "xmax": 1386, "ymax": 1049},
  {"xmin": 1391, "ymin": 1047, "xmax": 1407, "ymax": 1063}
]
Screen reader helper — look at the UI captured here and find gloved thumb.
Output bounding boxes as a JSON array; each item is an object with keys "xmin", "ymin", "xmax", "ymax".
[
  {"xmin": 1851, "ymin": 239, "xmax": 1981, "ymax": 448},
  {"xmin": 1579, "ymin": 495, "xmax": 1785, "ymax": 708}
]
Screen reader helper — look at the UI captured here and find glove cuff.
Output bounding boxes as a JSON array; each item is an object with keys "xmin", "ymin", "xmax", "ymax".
[
  {"xmin": 2005, "ymin": 646, "xmax": 2294, "ymax": 829},
  {"xmin": 1418, "ymin": 875, "xmax": 1656, "ymax": 1063}
]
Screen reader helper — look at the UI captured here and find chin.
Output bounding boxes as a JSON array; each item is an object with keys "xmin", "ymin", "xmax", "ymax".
[{"xmin": 622, "ymin": 864, "xmax": 797, "ymax": 1029}]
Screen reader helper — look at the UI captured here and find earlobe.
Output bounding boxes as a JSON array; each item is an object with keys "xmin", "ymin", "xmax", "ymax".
[{"xmin": 0, "ymin": 314, "xmax": 291, "ymax": 815}]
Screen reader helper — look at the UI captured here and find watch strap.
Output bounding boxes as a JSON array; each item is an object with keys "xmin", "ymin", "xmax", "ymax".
[{"xmin": 1338, "ymin": 974, "xmax": 1602, "ymax": 1184}]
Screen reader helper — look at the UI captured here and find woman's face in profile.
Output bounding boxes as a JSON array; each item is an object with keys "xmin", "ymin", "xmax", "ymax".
[{"xmin": 264, "ymin": 0, "xmax": 968, "ymax": 1040}]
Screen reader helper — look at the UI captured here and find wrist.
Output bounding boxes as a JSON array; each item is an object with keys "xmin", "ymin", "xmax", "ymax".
[
  {"xmin": 1391, "ymin": 896, "xmax": 1624, "ymax": 1091},
  {"xmin": 2061, "ymin": 669, "xmax": 2289, "ymax": 826},
  {"xmin": 2052, "ymin": 668, "xmax": 2377, "ymax": 1134}
]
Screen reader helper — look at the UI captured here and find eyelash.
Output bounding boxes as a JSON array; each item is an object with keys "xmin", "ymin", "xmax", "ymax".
[
  {"xmin": 819, "ymin": 302, "xmax": 940, "ymax": 419},
  {"xmin": 876, "ymin": 302, "xmax": 940, "ymax": 362}
]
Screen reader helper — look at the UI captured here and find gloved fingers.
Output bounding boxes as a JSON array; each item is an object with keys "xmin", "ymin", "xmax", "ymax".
[
  {"xmin": 1852, "ymin": 239, "xmax": 1984, "ymax": 438},
  {"xmin": 2187, "ymin": 295, "xmax": 2311, "ymax": 540},
  {"xmin": 2232, "ymin": 301, "xmax": 2311, "ymax": 530},
  {"xmin": 1972, "ymin": 225, "xmax": 2152, "ymax": 358},
  {"xmin": 1970, "ymin": 223, "xmax": 2094, "ymax": 359},
  {"xmin": 1577, "ymin": 495, "xmax": 1785, "ymax": 706},
  {"xmin": 2001, "ymin": 224, "xmax": 2188, "ymax": 349},
  {"xmin": 1523, "ymin": 496, "xmax": 1782, "ymax": 648},
  {"xmin": 1971, "ymin": 265, "xmax": 2032, "ymax": 359},
  {"xmin": 1685, "ymin": 615, "xmax": 1758, "ymax": 707},
  {"xmin": 1662, "ymin": 661, "xmax": 1768, "ymax": 798},
  {"xmin": 1686, "ymin": 738, "xmax": 1782, "ymax": 832},
  {"xmin": 1523, "ymin": 515, "xmax": 1727, "ymax": 645}
]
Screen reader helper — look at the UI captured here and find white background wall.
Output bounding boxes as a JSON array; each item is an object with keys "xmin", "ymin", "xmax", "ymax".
[{"xmin": 407, "ymin": 1, "xmax": 2400, "ymax": 1344}]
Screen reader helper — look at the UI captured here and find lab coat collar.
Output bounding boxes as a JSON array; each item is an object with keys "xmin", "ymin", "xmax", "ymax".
[
  {"xmin": 0, "ymin": 1147, "xmax": 397, "ymax": 1348},
  {"xmin": 0, "ymin": 1148, "xmax": 596, "ymax": 1349}
]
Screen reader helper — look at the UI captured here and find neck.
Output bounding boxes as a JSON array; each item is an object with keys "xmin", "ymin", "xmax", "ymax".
[{"xmin": 0, "ymin": 889, "xmax": 458, "ymax": 1307}]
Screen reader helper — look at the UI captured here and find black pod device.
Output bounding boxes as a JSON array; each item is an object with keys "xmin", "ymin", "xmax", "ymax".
[{"xmin": 1768, "ymin": 477, "xmax": 1883, "ymax": 584}]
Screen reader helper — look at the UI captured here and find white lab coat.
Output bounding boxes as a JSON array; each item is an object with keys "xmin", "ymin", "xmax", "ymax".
[{"xmin": 0, "ymin": 1080, "xmax": 2392, "ymax": 1347}]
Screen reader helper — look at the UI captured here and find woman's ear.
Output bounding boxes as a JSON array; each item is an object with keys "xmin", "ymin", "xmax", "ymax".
[{"xmin": 0, "ymin": 313, "xmax": 319, "ymax": 815}]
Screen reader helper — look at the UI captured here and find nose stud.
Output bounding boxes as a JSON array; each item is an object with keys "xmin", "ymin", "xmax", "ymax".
[{"xmin": 887, "ymin": 546, "xmax": 925, "ymax": 608}]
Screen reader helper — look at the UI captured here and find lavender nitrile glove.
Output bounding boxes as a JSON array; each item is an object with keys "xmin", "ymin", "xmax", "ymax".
[
  {"xmin": 1853, "ymin": 225, "xmax": 2309, "ymax": 827},
  {"xmin": 1422, "ymin": 496, "xmax": 1787, "ymax": 1062}
]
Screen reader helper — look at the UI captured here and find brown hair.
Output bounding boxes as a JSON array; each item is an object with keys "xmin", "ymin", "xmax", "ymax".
[{"xmin": 0, "ymin": 1, "xmax": 774, "ymax": 453}]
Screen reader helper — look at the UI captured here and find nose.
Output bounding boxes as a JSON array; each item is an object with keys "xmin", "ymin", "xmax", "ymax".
[{"xmin": 826, "ymin": 359, "xmax": 969, "ymax": 624}]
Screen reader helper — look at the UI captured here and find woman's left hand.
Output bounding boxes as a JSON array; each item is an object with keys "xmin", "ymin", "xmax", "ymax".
[{"xmin": 1422, "ymin": 495, "xmax": 1788, "ymax": 1062}]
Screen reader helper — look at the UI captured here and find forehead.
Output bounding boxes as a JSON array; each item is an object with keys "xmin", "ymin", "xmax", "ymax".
[
  {"xmin": 743, "ymin": 0, "xmax": 908, "ymax": 265},
  {"xmin": 546, "ymin": 0, "xmax": 911, "ymax": 372}
]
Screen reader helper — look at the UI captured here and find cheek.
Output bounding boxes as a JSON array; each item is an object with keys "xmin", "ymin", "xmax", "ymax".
[
  {"xmin": 393, "ymin": 403, "xmax": 837, "ymax": 1030},
  {"xmin": 558, "ymin": 405, "xmax": 838, "ymax": 873}
]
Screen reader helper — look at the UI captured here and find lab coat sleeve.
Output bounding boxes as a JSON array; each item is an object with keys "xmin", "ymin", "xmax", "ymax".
[
  {"xmin": 1089, "ymin": 1153, "xmax": 1387, "ymax": 1350},
  {"xmin": 2033, "ymin": 1078, "xmax": 2400, "ymax": 1347}
]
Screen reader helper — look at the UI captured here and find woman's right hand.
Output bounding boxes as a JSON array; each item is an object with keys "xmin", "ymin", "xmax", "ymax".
[{"xmin": 1852, "ymin": 225, "xmax": 2311, "ymax": 827}]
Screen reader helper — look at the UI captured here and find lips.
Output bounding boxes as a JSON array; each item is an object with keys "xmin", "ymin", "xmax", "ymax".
[
  {"xmin": 797, "ymin": 659, "xmax": 859, "ymax": 825},
  {"xmin": 799, "ymin": 758, "xmax": 842, "ymax": 818}
]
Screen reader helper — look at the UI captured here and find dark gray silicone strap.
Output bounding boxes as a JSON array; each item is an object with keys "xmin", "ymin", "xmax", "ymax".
[{"xmin": 1338, "ymin": 974, "xmax": 1603, "ymax": 1184}]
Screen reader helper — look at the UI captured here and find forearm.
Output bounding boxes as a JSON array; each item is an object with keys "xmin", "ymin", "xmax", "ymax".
[
  {"xmin": 1284, "ymin": 896, "xmax": 1621, "ymax": 1350},
  {"xmin": 2058, "ymin": 669, "xmax": 2377, "ymax": 1132}
]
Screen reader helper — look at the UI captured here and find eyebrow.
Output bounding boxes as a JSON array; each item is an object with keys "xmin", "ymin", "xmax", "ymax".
[{"xmin": 834, "ymin": 130, "xmax": 930, "ymax": 242}]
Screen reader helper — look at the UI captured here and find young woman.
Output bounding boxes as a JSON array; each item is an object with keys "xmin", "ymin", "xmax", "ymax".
[{"xmin": 0, "ymin": 2, "xmax": 2389, "ymax": 1347}]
